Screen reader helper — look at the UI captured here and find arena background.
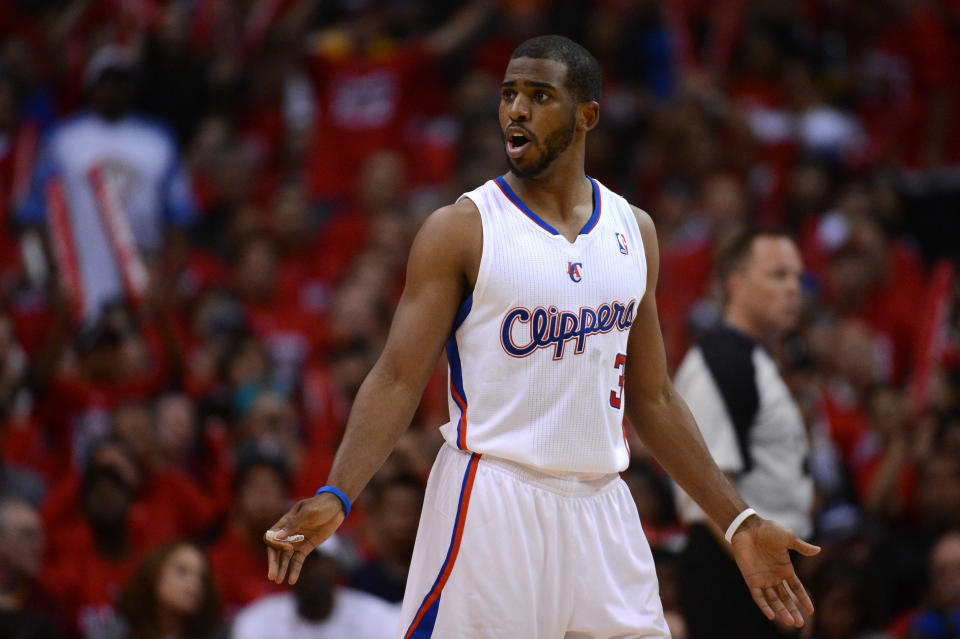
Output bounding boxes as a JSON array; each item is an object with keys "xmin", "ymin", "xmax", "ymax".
[{"xmin": 1, "ymin": 1, "xmax": 959, "ymax": 637}]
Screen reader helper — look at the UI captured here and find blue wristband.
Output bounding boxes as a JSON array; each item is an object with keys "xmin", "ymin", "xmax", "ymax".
[{"xmin": 316, "ymin": 486, "xmax": 351, "ymax": 518}]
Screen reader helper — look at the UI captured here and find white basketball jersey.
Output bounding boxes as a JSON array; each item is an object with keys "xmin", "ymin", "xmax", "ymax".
[{"xmin": 440, "ymin": 176, "xmax": 647, "ymax": 476}]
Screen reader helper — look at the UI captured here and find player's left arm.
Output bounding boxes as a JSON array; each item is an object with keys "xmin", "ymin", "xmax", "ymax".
[{"xmin": 621, "ymin": 205, "xmax": 820, "ymax": 628}]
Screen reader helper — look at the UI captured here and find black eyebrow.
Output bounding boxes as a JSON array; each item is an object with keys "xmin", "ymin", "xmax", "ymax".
[{"xmin": 499, "ymin": 80, "xmax": 558, "ymax": 90}]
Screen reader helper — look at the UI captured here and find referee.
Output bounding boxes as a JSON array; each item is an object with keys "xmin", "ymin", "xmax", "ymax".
[{"xmin": 673, "ymin": 230, "xmax": 813, "ymax": 639}]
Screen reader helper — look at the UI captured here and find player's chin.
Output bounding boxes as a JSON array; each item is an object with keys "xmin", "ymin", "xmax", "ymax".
[{"xmin": 507, "ymin": 154, "xmax": 541, "ymax": 178}]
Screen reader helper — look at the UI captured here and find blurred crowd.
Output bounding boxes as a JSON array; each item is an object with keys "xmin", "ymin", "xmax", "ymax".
[{"xmin": 1, "ymin": 0, "xmax": 959, "ymax": 638}]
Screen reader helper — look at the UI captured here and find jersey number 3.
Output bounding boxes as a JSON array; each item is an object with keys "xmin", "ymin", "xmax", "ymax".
[{"xmin": 610, "ymin": 353, "xmax": 626, "ymax": 409}]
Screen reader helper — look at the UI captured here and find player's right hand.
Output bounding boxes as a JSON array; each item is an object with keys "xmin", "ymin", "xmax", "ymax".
[{"xmin": 263, "ymin": 494, "xmax": 346, "ymax": 585}]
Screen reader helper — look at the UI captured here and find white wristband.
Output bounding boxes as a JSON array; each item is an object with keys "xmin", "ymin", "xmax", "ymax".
[{"xmin": 724, "ymin": 508, "xmax": 757, "ymax": 543}]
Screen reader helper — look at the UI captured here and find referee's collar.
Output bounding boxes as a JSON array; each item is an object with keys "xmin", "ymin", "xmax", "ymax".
[{"xmin": 713, "ymin": 322, "xmax": 770, "ymax": 355}]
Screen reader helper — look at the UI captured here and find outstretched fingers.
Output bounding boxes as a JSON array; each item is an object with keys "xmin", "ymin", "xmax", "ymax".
[
  {"xmin": 764, "ymin": 586, "xmax": 795, "ymax": 626},
  {"xmin": 750, "ymin": 586, "xmax": 776, "ymax": 622},
  {"xmin": 786, "ymin": 574, "xmax": 815, "ymax": 614},
  {"xmin": 776, "ymin": 581, "xmax": 804, "ymax": 626}
]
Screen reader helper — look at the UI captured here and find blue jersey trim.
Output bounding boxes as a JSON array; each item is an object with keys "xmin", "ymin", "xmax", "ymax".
[
  {"xmin": 494, "ymin": 176, "xmax": 601, "ymax": 236},
  {"xmin": 580, "ymin": 177, "xmax": 602, "ymax": 234},
  {"xmin": 445, "ymin": 335, "xmax": 468, "ymax": 450},
  {"xmin": 446, "ymin": 294, "xmax": 472, "ymax": 449},
  {"xmin": 494, "ymin": 176, "xmax": 558, "ymax": 235},
  {"xmin": 452, "ymin": 294, "xmax": 473, "ymax": 332}
]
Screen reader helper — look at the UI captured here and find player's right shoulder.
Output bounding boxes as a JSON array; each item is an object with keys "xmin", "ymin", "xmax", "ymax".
[
  {"xmin": 408, "ymin": 198, "xmax": 482, "ymax": 283},
  {"xmin": 415, "ymin": 198, "xmax": 481, "ymax": 253},
  {"xmin": 423, "ymin": 198, "xmax": 481, "ymax": 230}
]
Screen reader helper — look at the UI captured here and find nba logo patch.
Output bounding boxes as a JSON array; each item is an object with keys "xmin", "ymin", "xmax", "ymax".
[
  {"xmin": 567, "ymin": 261, "xmax": 583, "ymax": 283},
  {"xmin": 615, "ymin": 232, "xmax": 629, "ymax": 255}
]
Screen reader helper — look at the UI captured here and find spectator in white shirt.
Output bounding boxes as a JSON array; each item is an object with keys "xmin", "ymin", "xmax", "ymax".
[
  {"xmin": 18, "ymin": 44, "xmax": 195, "ymax": 323},
  {"xmin": 231, "ymin": 536, "xmax": 400, "ymax": 639}
]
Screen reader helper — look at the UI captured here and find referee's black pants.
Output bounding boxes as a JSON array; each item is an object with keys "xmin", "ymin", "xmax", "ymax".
[{"xmin": 677, "ymin": 524, "xmax": 799, "ymax": 639}]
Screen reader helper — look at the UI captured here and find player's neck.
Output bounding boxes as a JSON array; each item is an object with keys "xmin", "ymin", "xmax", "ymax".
[{"xmin": 503, "ymin": 154, "xmax": 591, "ymax": 223}]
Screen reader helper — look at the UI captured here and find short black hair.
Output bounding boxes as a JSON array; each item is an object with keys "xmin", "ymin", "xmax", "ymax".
[
  {"xmin": 510, "ymin": 35, "xmax": 602, "ymax": 103},
  {"xmin": 365, "ymin": 472, "xmax": 424, "ymax": 507},
  {"xmin": 232, "ymin": 440, "xmax": 291, "ymax": 494},
  {"xmin": 82, "ymin": 465, "xmax": 134, "ymax": 498},
  {"xmin": 716, "ymin": 228, "xmax": 794, "ymax": 298}
]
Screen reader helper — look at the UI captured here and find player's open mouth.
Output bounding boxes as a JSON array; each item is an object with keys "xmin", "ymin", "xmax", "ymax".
[{"xmin": 506, "ymin": 132, "xmax": 532, "ymax": 158}]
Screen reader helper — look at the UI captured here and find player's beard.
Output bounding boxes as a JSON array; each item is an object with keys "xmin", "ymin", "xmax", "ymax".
[{"xmin": 505, "ymin": 110, "xmax": 577, "ymax": 179}]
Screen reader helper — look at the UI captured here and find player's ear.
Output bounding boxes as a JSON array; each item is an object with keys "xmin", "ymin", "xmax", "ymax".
[{"xmin": 577, "ymin": 101, "xmax": 600, "ymax": 132}]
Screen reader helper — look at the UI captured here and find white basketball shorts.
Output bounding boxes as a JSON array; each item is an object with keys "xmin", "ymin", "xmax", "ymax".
[{"xmin": 397, "ymin": 443, "xmax": 671, "ymax": 638}]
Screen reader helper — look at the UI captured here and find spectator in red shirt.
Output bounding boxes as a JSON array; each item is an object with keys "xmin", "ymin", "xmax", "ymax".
[
  {"xmin": 207, "ymin": 441, "xmax": 291, "ymax": 615},
  {"xmin": 30, "ymin": 304, "xmax": 175, "ymax": 475},
  {"xmin": 853, "ymin": 386, "xmax": 919, "ymax": 522},
  {"xmin": 303, "ymin": 2, "xmax": 492, "ymax": 201},
  {"xmin": 654, "ymin": 173, "xmax": 749, "ymax": 367},
  {"xmin": 42, "ymin": 460, "xmax": 139, "ymax": 638},
  {"xmin": 233, "ymin": 235, "xmax": 326, "ymax": 392},
  {"xmin": 848, "ymin": 1, "xmax": 957, "ymax": 171},
  {"xmin": 153, "ymin": 392, "xmax": 231, "ymax": 509},
  {"xmin": 42, "ymin": 436, "xmax": 219, "ymax": 561},
  {"xmin": 310, "ymin": 150, "xmax": 410, "ymax": 294},
  {"xmin": 663, "ymin": 0, "xmax": 746, "ymax": 80},
  {"xmin": 818, "ymin": 318, "xmax": 881, "ymax": 467},
  {"xmin": 270, "ymin": 178, "xmax": 331, "ymax": 316},
  {"xmin": 153, "ymin": 393, "xmax": 200, "ymax": 473},
  {"xmin": 809, "ymin": 189, "xmax": 928, "ymax": 383}
]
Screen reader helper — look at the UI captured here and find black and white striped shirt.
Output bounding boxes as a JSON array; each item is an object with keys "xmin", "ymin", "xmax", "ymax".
[{"xmin": 672, "ymin": 324, "xmax": 813, "ymax": 539}]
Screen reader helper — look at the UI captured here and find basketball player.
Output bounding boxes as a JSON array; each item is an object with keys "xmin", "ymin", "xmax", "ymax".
[{"xmin": 264, "ymin": 36, "xmax": 819, "ymax": 637}]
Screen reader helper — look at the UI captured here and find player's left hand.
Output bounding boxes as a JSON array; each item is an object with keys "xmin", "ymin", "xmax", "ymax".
[{"xmin": 730, "ymin": 516, "xmax": 820, "ymax": 628}]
